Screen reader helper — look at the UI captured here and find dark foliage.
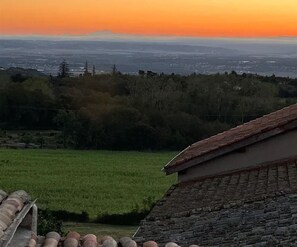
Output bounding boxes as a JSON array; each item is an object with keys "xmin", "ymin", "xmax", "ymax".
[
  {"xmin": 39, "ymin": 209, "xmax": 89, "ymax": 222},
  {"xmin": 37, "ymin": 197, "xmax": 154, "ymax": 226},
  {"xmin": 58, "ymin": 60, "xmax": 70, "ymax": 78},
  {"xmin": 1, "ymin": 67, "xmax": 297, "ymax": 150},
  {"xmin": 38, "ymin": 208, "xmax": 63, "ymax": 235},
  {"xmin": 94, "ymin": 211, "xmax": 147, "ymax": 226},
  {"xmin": 95, "ymin": 197, "xmax": 156, "ymax": 225}
]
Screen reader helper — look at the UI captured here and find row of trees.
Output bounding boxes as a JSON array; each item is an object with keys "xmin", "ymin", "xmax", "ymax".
[
  {"xmin": 0, "ymin": 67, "xmax": 297, "ymax": 150},
  {"xmin": 58, "ymin": 60, "xmax": 118, "ymax": 78}
]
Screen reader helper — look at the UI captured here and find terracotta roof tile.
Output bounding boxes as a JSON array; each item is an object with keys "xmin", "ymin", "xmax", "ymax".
[
  {"xmin": 152, "ymin": 157, "xmax": 297, "ymax": 219},
  {"xmin": 164, "ymin": 103, "xmax": 297, "ymax": 174},
  {"xmin": 0, "ymin": 190, "xmax": 197, "ymax": 246},
  {"xmin": 0, "ymin": 190, "xmax": 30, "ymax": 240},
  {"xmin": 26, "ymin": 232, "xmax": 187, "ymax": 247}
]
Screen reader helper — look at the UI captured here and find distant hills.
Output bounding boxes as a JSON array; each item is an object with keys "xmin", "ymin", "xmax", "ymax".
[{"xmin": 3, "ymin": 67, "xmax": 45, "ymax": 77}]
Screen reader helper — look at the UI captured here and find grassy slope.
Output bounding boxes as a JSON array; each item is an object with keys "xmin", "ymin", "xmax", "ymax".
[{"xmin": 0, "ymin": 149, "xmax": 176, "ymax": 218}]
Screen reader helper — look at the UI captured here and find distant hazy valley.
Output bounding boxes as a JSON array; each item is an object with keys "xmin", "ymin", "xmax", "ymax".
[{"xmin": 0, "ymin": 37, "xmax": 297, "ymax": 77}]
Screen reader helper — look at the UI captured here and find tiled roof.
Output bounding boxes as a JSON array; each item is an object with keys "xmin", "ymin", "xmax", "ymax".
[
  {"xmin": 0, "ymin": 190, "xmax": 196, "ymax": 247},
  {"xmin": 164, "ymin": 103, "xmax": 297, "ymax": 174},
  {"xmin": 27, "ymin": 231, "xmax": 189, "ymax": 247},
  {"xmin": 0, "ymin": 190, "xmax": 31, "ymax": 240},
  {"xmin": 151, "ymin": 157, "xmax": 297, "ymax": 219}
]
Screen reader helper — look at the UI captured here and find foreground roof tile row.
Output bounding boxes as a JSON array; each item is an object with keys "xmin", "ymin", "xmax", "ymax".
[
  {"xmin": 1, "ymin": 190, "xmax": 199, "ymax": 247},
  {"xmin": 28, "ymin": 233, "xmax": 198, "ymax": 247}
]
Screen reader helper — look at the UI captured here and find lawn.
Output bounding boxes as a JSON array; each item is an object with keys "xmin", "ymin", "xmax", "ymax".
[{"xmin": 0, "ymin": 149, "xmax": 176, "ymax": 218}]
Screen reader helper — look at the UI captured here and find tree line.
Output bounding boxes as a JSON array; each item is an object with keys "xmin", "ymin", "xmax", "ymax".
[{"xmin": 1, "ymin": 66, "xmax": 297, "ymax": 150}]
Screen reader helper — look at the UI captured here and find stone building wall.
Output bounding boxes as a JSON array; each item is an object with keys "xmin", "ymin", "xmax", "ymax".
[{"xmin": 134, "ymin": 194, "xmax": 297, "ymax": 246}]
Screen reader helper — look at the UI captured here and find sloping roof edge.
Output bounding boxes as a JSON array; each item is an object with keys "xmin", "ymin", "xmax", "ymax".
[
  {"xmin": 0, "ymin": 200, "xmax": 37, "ymax": 247},
  {"xmin": 164, "ymin": 104, "xmax": 297, "ymax": 175}
]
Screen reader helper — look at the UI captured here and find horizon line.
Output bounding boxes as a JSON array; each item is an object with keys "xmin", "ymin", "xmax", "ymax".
[{"xmin": 1, "ymin": 30, "xmax": 297, "ymax": 41}]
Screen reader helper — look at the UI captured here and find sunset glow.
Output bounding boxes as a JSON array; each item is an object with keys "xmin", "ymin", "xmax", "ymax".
[{"xmin": 0, "ymin": 0, "xmax": 297, "ymax": 37}]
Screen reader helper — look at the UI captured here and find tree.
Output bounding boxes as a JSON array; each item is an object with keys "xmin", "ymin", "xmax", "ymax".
[
  {"xmin": 92, "ymin": 65, "xmax": 96, "ymax": 76},
  {"xmin": 138, "ymin": 70, "xmax": 145, "ymax": 76},
  {"xmin": 54, "ymin": 110, "xmax": 78, "ymax": 148},
  {"xmin": 58, "ymin": 60, "xmax": 70, "ymax": 78},
  {"xmin": 112, "ymin": 64, "xmax": 117, "ymax": 75},
  {"xmin": 84, "ymin": 61, "xmax": 89, "ymax": 75}
]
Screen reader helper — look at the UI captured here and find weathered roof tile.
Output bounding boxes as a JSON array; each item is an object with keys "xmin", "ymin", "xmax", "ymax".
[
  {"xmin": 28, "ymin": 233, "xmax": 187, "ymax": 247},
  {"xmin": 0, "ymin": 190, "xmax": 29, "ymax": 237},
  {"xmin": 0, "ymin": 190, "xmax": 197, "ymax": 247},
  {"xmin": 153, "ymin": 157, "xmax": 297, "ymax": 219},
  {"xmin": 164, "ymin": 103, "xmax": 297, "ymax": 174}
]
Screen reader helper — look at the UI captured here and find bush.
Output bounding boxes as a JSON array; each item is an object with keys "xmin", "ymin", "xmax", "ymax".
[
  {"xmin": 94, "ymin": 196, "xmax": 156, "ymax": 226},
  {"xmin": 20, "ymin": 134, "xmax": 34, "ymax": 145},
  {"xmin": 39, "ymin": 209, "xmax": 89, "ymax": 223},
  {"xmin": 38, "ymin": 209, "xmax": 63, "ymax": 235}
]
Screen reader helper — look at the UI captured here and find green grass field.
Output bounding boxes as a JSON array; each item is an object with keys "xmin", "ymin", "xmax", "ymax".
[{"xmin": 0, "ymin": 149, "xmax": 176, "ymax": 218}]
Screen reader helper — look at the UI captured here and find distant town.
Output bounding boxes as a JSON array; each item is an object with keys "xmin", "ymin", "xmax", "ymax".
[{"xmin": 1, "ymin": 38, "xmax": 297, "ymax": 78}]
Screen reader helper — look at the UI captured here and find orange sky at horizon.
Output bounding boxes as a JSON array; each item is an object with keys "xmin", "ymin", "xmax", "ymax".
[{"xmin": 0, "ymin": 0, "xmax": 297, "ymax": 37}]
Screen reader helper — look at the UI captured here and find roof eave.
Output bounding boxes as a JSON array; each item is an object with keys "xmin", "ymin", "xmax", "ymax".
[{"xmin": 164, "ymin": 119, "xmax": 297, "ymax": 175}]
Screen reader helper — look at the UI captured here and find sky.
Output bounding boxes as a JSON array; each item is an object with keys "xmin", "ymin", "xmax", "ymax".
[{"xmin": 0, "ymin": 0, "xmax": 297, "ymax": 38}]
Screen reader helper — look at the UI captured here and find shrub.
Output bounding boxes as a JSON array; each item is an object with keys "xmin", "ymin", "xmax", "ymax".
[
  {"xmin": 38, "ymin": 209, "xmax": 63, "ymax": 235},
  {"xmin": 94, "ymin": 196, "xmax": 156, "ymax": 226}
]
